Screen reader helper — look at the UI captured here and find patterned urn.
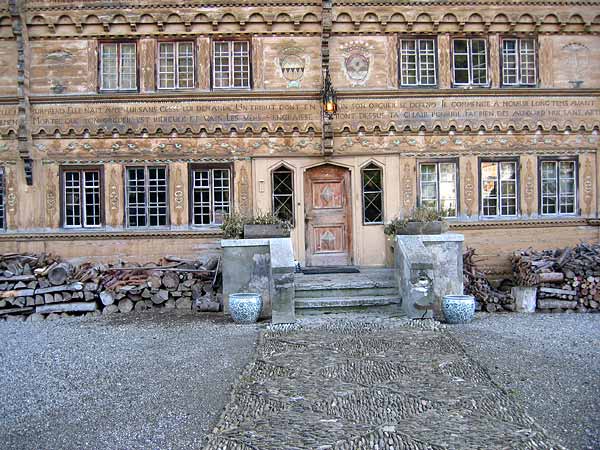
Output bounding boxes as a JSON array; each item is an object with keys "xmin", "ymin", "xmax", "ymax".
[
  {"xmin": 229, "ymin": 293, "xmax": 263, "ymax": 324},
  {"xmin": 442, "ymin": 295, "xmax": 475, "ymax": 324}
]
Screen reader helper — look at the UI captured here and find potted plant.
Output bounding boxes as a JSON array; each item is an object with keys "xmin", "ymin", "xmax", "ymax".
[
  {"xmin": 384, "ymin": 206, "xmax": 450, "ymax": 236},
  {"xmin": 221, "ymin": 211, "xmax": 291, "ymax": 239}
]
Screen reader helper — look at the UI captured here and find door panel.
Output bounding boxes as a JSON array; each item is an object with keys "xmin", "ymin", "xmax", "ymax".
[{"xmin": 305, "ymin": 165, "xmax": 352, "ymax": 266}]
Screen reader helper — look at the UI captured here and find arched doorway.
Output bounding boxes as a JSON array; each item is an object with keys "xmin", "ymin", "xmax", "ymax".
[{"xmin": 304, "ymin": 164, "xmax": 352, "ymax": 266}]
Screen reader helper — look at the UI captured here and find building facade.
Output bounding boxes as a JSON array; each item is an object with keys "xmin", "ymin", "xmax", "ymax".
[{"xmin": 0, "ymin": 0, "xmax": 599, "ymax": 275}]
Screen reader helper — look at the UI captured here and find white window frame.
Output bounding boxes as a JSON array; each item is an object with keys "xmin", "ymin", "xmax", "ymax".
[
  {"xmin": 125, "ymin": 166, "xmax": 169, "ymax": 228},
  {"xmin": 480, "ymin": 160, "xmax": 518, "ymax": 218},
  {"xmin": 399, "ymin": 38, "xmax": 437, "ymax": 87},
  {"xmin": 501, "ymin": 38, "xmax": 537, "ymax": 87},
  {"xmin": 418, "ymin": 161, "xmax": 458, "ymax": 218},
  {"xmin": 452, "ymin": 38, "xmax": 488, "ymax": 87},
  {"xmin": 62, "ymin": 168, "xmax": 103, "ymax": 229},
  {"xmin": 191, "ymin": 167, "xmax": 231, "ymax": 226},
  {"xmin": 99, "ymin": 42, "xmax": 137, "ymax": 91},
  {"xmin": 540, "ymin": 159, "xmax": 577, "ymax": 216},
  {"xmin": 212, "ymin": 41, "xmax": 251, "ymax": 89},
  {"xmin": 157, "ymin": 41, "xmax": 195, "ymax": 90}
]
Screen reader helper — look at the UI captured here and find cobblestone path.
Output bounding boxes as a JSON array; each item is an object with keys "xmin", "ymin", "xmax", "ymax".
[{"xmin": 204, "ymin": 318, "xmax": 565, "ymax": 450}]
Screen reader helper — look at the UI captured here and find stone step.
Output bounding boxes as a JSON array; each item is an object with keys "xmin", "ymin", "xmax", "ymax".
[
  {"xmin": 295, "ymin": 295, "xmax": 402, "ymax": 310},
  {"xmin": 294, "ymin": 286, "xmax": 399, "ymax": 299}
]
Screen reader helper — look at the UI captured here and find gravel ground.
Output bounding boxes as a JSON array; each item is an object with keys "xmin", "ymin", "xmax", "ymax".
[
  {"xmin": 0, "ymin": 311, "xmax": 259, "ymax": 450},
  {"xmin": 449, "ymin": 313, "xmax": 600, "ymax": 450}
]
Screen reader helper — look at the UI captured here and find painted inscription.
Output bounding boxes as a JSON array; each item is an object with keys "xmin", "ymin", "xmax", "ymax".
[{"xmin": 0, "ymin": 105, "xmax": 19, "ymax": 135}]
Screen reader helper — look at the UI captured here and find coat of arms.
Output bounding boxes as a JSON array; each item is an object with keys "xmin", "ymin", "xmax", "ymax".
[
  {"xmin": 277, "ymin": 47, "xmax": 308, "ymax": 88},
  {"xmin": 341, "ymin": 42, "xmax": 373, "ymax": 86}
]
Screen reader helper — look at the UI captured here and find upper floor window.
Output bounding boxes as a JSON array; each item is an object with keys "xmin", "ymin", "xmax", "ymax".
[
  {"xmin": 125, "ymin": 166, "xmax": 169, "ymax": 228},
  {"xmin": 212, "ymin": 41, "xmax": 250, "ymax": 89},
  {"xmin": 191, "ymin": 166, "xmax": 231, "ymax": 225},
  {"xmin": 157, "ymin": 41, "xmax": 195, "ymax": 89},
  {"xmin": 452, "ymin": 38, "xmax": 488, "ymax": 87},
  {"xmin": 418, "ymin": 161, "xmax": 458, "ymax": 217},
  {"xmin": 480, "ymin": 160, "xmax": 518, "ymax": 217},
  {"xmin": 362, "ymin": 163, "xmax": 383, "ymax": 224},
  {"xmin": 272, "ymin": 167, "xmax": 294, "ymax": 225},
  {"xmin": 399, "ymin": 38, "xmax": 437, "ymax": 87},
  {"xmin": 501, "ymin": 38, "xmax": 537, "ymax": 87},
  {"xmin": 0, "ymin": 168, "xmax": 5, "ymax": 230},
  {"xmin": 62, "ymin": 168, "xmax": 103, "ymax": 228},
  {"xmin": 100, "ymin": 42, "xmax": 137, "ymax": 91},
  {"xmin": 540, "ymin": 159, "xmax": 577, "ymax": 215}
]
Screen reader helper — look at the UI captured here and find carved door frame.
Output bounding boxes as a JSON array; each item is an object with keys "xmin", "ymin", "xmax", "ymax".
[{"xmin": 303, "ymin": 163, "xmax": 353, "ymax": 267}]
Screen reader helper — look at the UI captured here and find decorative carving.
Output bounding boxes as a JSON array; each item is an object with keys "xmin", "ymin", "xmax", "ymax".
[
  {"xmin": 402, "ymin": 162, "xmax": 413, "ymax": 211},
  {"xmin": 6, "ymin": 170, "xmax": 17, "ymax": 218},
  {"xmin": 464, "ymin": 161, "xmax": 475, "ymax": 217},
  {"xmin": 277, "ymin": 47, "xmax": 308, "ymax": 88},
  {"xmin": 108, "ymin": 167, "xmax": 119, "ymax": 225},
  {"xmin": 46, "ymin": 176, "xmax": 56, "ymax": 214},
  {"xmin": 582, "ymin": 158, "xmax": 593, "ymax": 215},
  {"xmin": 173, "ymin": 167, "xmax": 185, "ymax": 225},
  {"xmin": 238, "ymin": 166, "xmax": 250, "ymax": 215},
  {"xmin": 340, "ymin": 41, "xmax": 373, "ymax": 86},
  {"xmin": 524, "ymin": 159, "xmax": 535, "ymax": 216}
]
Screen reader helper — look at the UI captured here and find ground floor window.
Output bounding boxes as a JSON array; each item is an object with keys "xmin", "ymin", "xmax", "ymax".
[
  {"xmin": 62, "ymin": 167, "xmax": 103, "ymax": 228},
  {"xmin": 480, "ymin": 160, "xmax": 518, "ymax": 217},
  {"xmin": 272, "ymin": 167, "xmax": 294, "ymax": 224},
  {"xmin": 125, "ymin": 166, "xmax": 169, "ymax": 227},
  {"xmin": 191, "ymin": 166, "xmax": 231, "ymax": 225},
  {"xmin": 540, "ymin": 159, "xmax": 577, "ymax": 215},
  {"xmin": 362, "ymin": 163, "xmax": 383, "ymax": 224},
  {"xmin": 418, "ymin": 161, "xmax": 458, "ymax": 217}
]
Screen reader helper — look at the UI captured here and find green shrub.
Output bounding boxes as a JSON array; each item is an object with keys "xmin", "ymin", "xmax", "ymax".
[
  {"xmin": 384, "ymin": 206, "xmax": 450, "ymax": 236},
  {"xmin": 221, "ymin": 211, "xmax": 291, "ymax": 239}
]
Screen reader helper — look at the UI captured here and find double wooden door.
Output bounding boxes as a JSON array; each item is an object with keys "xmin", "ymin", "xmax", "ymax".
[{"xmin": 304, "ymin": 164, "xmax": 352, "ymax": 266}]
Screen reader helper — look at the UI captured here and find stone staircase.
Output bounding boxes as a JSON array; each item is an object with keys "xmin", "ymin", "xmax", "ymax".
[{"xmin": 294, "ymin": 268, "xmax": 402, "ymax": 314}]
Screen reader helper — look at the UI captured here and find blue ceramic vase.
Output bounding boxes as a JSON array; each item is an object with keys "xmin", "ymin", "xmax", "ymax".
[
  {"xmin": 442, "ymin": 295, "xmax": 475, "ymax": 324},
  {"xmin": 229, "ymin": 293, "xmax": 262, "ymax": 324}
]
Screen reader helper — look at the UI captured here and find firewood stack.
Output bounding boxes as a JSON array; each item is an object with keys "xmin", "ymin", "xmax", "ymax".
[
  {"xmin": 463, "ymin": 247, "xmax": 515, "ymax": 312},
  {"xmin": 511, "ymin": 243, "xmax": 600, "ymax": 312},
  {"xmin": 0, "ymin": 253, "xmax": 222, "ymax": 322}
]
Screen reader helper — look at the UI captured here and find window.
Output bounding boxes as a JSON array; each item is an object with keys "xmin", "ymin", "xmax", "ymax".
[
  {"xmin": 501, "ymin": 38, "xmax": 537, "ymax": 86},
  {"xmin": 100, "ymin": 42, "xmax": 137, "ymax": 91},
  {"xmin": 191, "ymin": 167, "xmax": 231, "ymax": 225},
  {"xmin": 0, "ymin": 168, "xmax": 4, "ymax": 230},
  {"xmin": 399, "ymin": 38, "xmax": 437, "ymax": 87},
  {"xmin": 480, "ymin": 161, "xmax": 518, "ymax": 217},
  {"xmin": 272, "ymin": 167, "xmax": 294, "ymax": 224},
  {"xmin": 540, "ymin": 159, "xmax": 577, "ymax": 215},
  {"xmin": 419, "ymin": 162, "xmax": 458, "ymax": 217},
  {"xmin": 212, "ymin": 41, "xmax": 250, "ymax": 89},
  {"xmin": 125, "ymin": 166, "xmax": 169, "ymax": 227},
  {"xmin": 157, "ymin": 41, "xmax": 195, "ymax": 89},
  {"xmin": 62, "ymin": 168, "xmax": 102, "ymax": 228},
  {"xmin": 362, "ymin": 164, "xmax": 383, "ymax": 224},
  {"xmin": 452, "ymin": 38, "xmax": 488, "ymax": 86}
]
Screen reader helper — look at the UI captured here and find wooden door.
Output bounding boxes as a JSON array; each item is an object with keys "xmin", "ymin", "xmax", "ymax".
[{"xmin": 304, "ymin": 164, "xmax": 352, "ymax": 266}]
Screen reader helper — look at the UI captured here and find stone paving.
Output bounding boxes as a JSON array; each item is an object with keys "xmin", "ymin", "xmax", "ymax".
[{"xmin": 203, "ymin": 317, "xmax": 565, "ymax": 450}]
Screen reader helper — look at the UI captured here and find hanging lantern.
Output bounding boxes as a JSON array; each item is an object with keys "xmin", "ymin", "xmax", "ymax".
[{"xmin": 321, "ymin": 69, "xmax": 337, "ymax": 118}]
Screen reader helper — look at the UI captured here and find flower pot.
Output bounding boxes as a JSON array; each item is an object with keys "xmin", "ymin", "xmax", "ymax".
[
  {"xmin": 243, "ymin": 224, "xmax": 290, "ymax": 239},
  {"xmin": 397, "ymin": 221, "xmax": 448, "ymax": 235},
  {"xmin": 229, "ymin": 293, "xmax": 263, "ymax": 323},
  {"xmin": 442, "ymin": 295, "xmax": 475, "ymax": 324}
]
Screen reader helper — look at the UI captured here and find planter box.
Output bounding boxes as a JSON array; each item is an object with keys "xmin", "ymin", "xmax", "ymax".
[
  {"xmin": 243, "ymin": 224, "xmax": 290, "ymax": 239},
  {"xmin": 396, "ymin": 221, "xmax": 449, "ymax": 235}
]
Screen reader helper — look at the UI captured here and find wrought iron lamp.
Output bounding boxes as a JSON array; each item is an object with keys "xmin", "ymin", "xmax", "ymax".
[{"xmin": 321, "ymin": 69, "xmax": 337, "ymax": 119}]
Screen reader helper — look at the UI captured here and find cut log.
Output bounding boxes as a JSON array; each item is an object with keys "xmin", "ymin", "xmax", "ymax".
[
  {"xmin": 36, "ymin": 302, "xmax": 97, "ymax": 314},
  {"xmin": 35, "ymin": 282, "xmax": 83, "ymax": 295},
  {"xmin": 0, "ymin": 307, "xmax": 34, "ymax": 315},
  {"xmin": 102, "ymin": 304, "xmax": 119, "ymax": 315},
  {"xmin": 161, "ymin": 271, "xmax": 180, "ymax": 290},
  {"xmin": 539, "ymin": 287, "xmax": 577, "ymax": 296},
  {"xmin": 47, "ymin": 262, "xmax": 73, "ymax": 286},
  {"xmin": 538, "ymin": 272, "xmax": 565, "ymax": 283},
  {"xmin": 0, "ymin": 289, "xmax": 35, "ymax": 298},
  {"xmin": 537, "ymin": 299, "xmax": 577, "ymax": 309},
  {"xmin": 118, "ymin": 298, "xmax": 134, "ymax": 314},
  {"xmin": 100, "ymin": 291, "xmax": 115, "ymax": 306},
  {"xmin": 0, "ymin": 275, "xmax": 36, "ymax": 282}
]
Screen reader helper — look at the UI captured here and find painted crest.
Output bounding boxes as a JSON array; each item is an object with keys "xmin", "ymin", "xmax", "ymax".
[
  {"xmin": 341, "ymin": 42, "xmax": 373, "ymax": 86},
  {"xmin": 277, "ymin": 47, "xmax": 308, "ymax": 88},
  {"xmin": 561, "ymin": 42, "xmax": 590, "ymax": 87}
]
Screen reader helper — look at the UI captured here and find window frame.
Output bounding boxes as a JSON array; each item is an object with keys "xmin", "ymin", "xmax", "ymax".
[
  {"xmin": 124, "ymin": 165, "xmax": 170, "ymax": 229},
  {"xmin": 271, "ymin": 165, "xmax": 295, "ymax": 226},
  {"xmin": 398, "ymin": 36, "xmax": 438, "ymax": 88},
  {"xmin": 60, "ymin": 166, "xmax": 105, "ymax": 229},
  {"xmin": 478, "ymin": 158, "xmax": 520, "ymax": 218},
  {"xmin": 211, "ymin": 38, "xmax": 252, "ymax": 90},
  {"xmin": 538, "ymin": 156, "xmax": 578, "ymax": 217},
  {"xmin": 451, "ymin": 37, "xmax": 490, "ymax": 87},
  {"xmin": 189, "ymin": 163, "xmax": 234, "ymax": 227},
  {"xmin": 417, "ymin": 159, "xmax": 460, "ymax": 218},
  {"xmin": 361, "ymin": 162, "xmax": 384, "ymax": 225},
  {"xmin": 98, "ymin": 40, "xmax": 139, "ymax": 92},
  {"xmin": 156, "ymin": 40, "xmax": 196, "ymax": 90},
  {"xmin": 500, "ymin": 36, "xmax": 539, "ymax": 87}
]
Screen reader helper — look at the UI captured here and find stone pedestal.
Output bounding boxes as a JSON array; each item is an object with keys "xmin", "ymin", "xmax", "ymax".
[
  {"xmin": 395, "ymin": 233, "xmax": 464, "ymax": 320},
  {"xmin": 221, "ymin": 238, "xmax": 295, "ymax": 323},
  {"xmin": 511, "ymin": 286, "xmax": 537, "ymax": 313}
]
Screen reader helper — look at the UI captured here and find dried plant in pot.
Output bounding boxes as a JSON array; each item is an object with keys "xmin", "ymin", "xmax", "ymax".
[
  {"xmin": 221, "ymin": 211, "xmax": 291, "ymax": 239},
  {"xmin": 384, "ymin": 207, "xmax": 450, "ymax": 236}
]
